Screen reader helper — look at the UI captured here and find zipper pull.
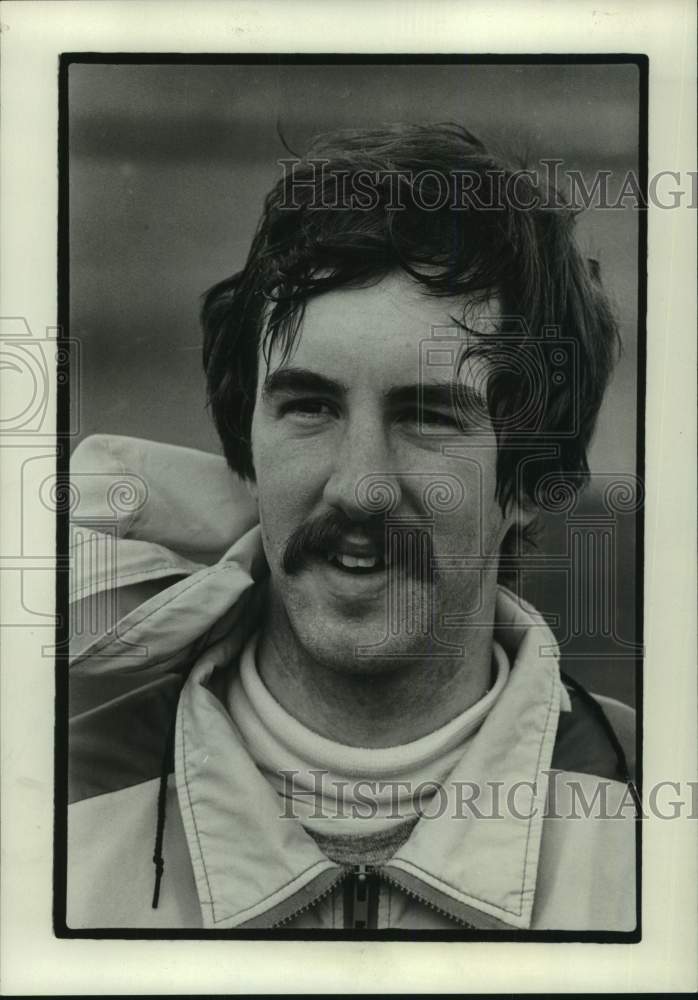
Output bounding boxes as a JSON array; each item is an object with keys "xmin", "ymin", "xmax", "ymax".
[{"xmin": 343, "ymin": 864, "xmax": 379, "ymax": 929}]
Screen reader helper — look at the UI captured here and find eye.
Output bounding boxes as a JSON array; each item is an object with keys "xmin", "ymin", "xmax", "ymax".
[
  {"xmin": 398, "ymin": 407, "xmax": 460, "ymax": 429},
  {"xmin": 418, "ymin": 409, "xmax": 461, "ymax": 428},
  {"xmin": 280, "ymin": 398, "xmax": 336, "ymax": 421}
]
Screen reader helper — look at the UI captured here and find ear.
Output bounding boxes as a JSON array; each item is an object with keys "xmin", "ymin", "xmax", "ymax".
[
  {"xmin": 500, "ymin": 495, "xmax": 539, "ymax": 551},
  {"xmin": 244, "ymin": 475, "xmax": 259, "ymax": 504},
  {"xmin": 510, "ymin": 496, "xmax": 538, "ymax": 531}
]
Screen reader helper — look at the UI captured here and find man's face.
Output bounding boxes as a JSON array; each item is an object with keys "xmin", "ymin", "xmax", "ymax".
[{"xmin": 249, "ymin": 271, "xmax": 522, "ymax": 674}]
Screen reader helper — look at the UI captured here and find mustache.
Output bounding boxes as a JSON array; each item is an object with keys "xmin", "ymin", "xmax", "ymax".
[{"xmin": 281, "ymin": 509, "xmax": 434, "ymax": 580}]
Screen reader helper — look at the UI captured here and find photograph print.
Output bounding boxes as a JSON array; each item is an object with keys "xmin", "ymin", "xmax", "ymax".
[{"xmin": 61, "ymin": 56, "xmax": 644, "ymax": 935}]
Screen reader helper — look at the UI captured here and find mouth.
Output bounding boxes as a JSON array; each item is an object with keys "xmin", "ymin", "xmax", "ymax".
[
  {"xmin": 286, "ymin": 525, "xmax": 432, "ymax": 584},
  {"xmin": 293, "ymin": 529, "xmax": 432, "ymax": 602},
  {"xmin": 325, "ymin": 550, "xmax": 386, "ymax": 574},
  {"xmin": 313, "ymin": 546, "xmax": 388, "ymax": 605},
  {"xmin": 322, "ymin": 532, "xmax": 387, "ymax": 575}
]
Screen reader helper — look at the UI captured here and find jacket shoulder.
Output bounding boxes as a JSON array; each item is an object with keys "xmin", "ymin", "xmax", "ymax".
[
  {"xmin": 533, "ymin": 769, "xmax": 637, "ymax": 931},
  {"xmin": 553, "ymin": 683, "xmax": 636, "ymax": 782},
  {"xmin": 71, "ymin": 434, "xmax": 257, "ymax": 558}
]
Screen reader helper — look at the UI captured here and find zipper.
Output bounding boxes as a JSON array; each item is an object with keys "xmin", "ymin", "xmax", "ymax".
[
  {"xmin": 272, "ymin": 865, "xmax": 381, "ymax": 930},
  {"xmin": 379, "ymin": 869, "xmax": 476, "ymax": 928},
  {"xmin": 271, "ymin": 870, "xmax": 346, "ymax": 928},
  {"xmin": 343, "ymin": 864, "xmax": 380, "ymax": 929},
  {"xmin": 273, "ymin": 864, "xmax": 476, "ymax": 929}
]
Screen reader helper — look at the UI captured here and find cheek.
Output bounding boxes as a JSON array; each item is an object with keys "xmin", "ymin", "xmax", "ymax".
[
  {"xmin": 252, "ymin": 408, "xmax": 334, "ymax": 504},
  {"xmin": 431, "ymin": 449, "xmax": 504, "ymax": 554},
  {"xmin": 252, "ymin": 461, "xmax": 320, "ymax": 561}
]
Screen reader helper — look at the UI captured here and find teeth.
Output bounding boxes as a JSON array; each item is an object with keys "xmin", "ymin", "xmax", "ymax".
[{"xmin": 335, "ymin": 553, "xmax": 379, "ymax": 569}]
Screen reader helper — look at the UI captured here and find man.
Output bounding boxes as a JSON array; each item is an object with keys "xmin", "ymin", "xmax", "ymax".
[{"xmin": 67, "ymin": 124, "xmax": 636, "ymax": 931}]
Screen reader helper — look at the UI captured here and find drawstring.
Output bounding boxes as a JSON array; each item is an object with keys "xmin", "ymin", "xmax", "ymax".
[
  {"xmin": 560, "ymin": 670, "xmax": 641, "ymax": 811},
  {"xmin": 150, "ymin": 625, "xmax": 219, "ymax": 908},
  {"xmin": 151, "ymin": 705, "xmax": 178, "ymax": 909}
]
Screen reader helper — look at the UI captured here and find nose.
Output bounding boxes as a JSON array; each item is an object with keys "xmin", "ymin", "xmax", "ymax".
[{"xmin": 321, "ymin": 416, "xmax": 402, "ymax": 520}]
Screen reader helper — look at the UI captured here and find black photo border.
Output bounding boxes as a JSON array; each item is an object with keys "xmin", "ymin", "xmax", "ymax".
[{"xmin": 54, "ymin": 51, "xmax": 648, "ymax": 944}]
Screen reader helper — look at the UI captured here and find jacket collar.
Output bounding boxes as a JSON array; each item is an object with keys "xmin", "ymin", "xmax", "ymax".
[
  {"xmin": 384, "ymin": 591, "xmax": 564, "ymax": 929},
  {"xmin": 173, "ymin": 543, "xmax": 567, "ymax": 930}
]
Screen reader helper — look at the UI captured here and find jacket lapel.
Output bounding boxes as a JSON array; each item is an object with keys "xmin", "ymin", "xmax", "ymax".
[
  {"xmin": 175, "ymin": 637, "xmax": 339, "ymax": 929},
  {"xmin": 385, "ymin": 590, "xmax": 564, "ymax": 929}
]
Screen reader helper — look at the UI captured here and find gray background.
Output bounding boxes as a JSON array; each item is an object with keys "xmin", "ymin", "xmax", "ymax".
[{"xmin": 68, "ymin": 61, "xmax": 641, "ymax": 705}]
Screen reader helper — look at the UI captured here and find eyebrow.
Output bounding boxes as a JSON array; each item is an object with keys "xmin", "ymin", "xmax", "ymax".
[
  {"xmin": 387, "ymin": 382, "xmax": 486, "ymax": 411},
  {"xmin": 261, "ymin": 366, "xmax": 486, "ymax": 410},
  {"xmin": 261, "ymin": 367, "xmax": 348, "ymax": 399}
]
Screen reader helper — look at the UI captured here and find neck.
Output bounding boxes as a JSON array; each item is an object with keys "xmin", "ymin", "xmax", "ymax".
[{"xmin": 256, "ymin": 596, "xmax": 497, "ymax": 748}]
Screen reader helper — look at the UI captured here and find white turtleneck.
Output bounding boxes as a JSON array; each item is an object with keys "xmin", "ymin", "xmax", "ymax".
[{"xmin": 226, "ymin": 633, "xmax": 510, "ymax": 836}]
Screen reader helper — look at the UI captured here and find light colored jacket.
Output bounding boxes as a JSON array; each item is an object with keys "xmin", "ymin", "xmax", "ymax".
[{"xmin": 67, "ymin": 435, "xmax": 637, "ymax": 932}]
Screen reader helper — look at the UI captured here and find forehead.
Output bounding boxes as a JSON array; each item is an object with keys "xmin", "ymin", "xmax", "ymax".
[{"xmin": 264, "ymin": 272, "xmax": 499, "ymax": 384}]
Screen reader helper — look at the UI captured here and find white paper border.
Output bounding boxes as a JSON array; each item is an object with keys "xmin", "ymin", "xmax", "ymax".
[{"xmin": 1, "ymin": 0, "xmax": 696, "ymax": 994}]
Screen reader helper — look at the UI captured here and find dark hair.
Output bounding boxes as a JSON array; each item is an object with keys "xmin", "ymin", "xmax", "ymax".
[{"xmin": 202, "ymin": 123, "xmax": 619, "ymax": 520}]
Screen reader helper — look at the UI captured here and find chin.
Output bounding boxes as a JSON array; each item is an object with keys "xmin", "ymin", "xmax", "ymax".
[
  {"xmin": 288, "ymin": 605, "xmax": 446, "ymax": 677},
  {"xmin": 272, "ymin": 566, "xmax": 476, "ymax": 674}
]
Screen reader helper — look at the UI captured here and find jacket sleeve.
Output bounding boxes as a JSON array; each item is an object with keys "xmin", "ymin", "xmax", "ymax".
[
  {"xmin": 591, "ymin": 693, "xmax": 637, "ymax": 782},
  {"xmin": 68, "ymin": 435, "xmax": 261, "ymax": 802}
]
